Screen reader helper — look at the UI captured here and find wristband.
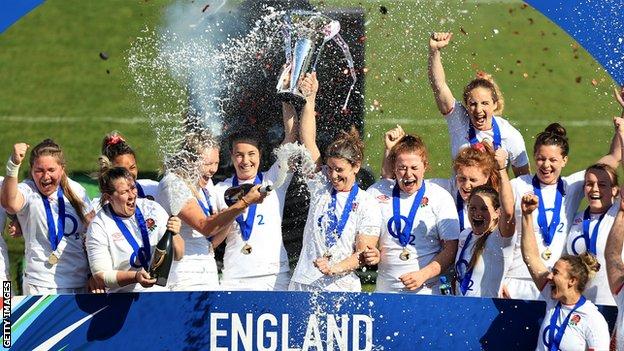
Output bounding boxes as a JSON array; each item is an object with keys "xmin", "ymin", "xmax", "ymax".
[
  {"xmin": 6, "ymin": 158, "xmax": 20, "ymax": 178},
  {"xmin": 103, "ymin": 270, "xmax": 119, "ymax": 288}
]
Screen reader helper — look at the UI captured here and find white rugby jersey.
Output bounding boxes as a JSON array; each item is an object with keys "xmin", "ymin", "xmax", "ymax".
[
  {"xmin": 367, "ymin": 178, "xmax": 459, "ymax": 293},
  {"xmin": 213, "ymin": 162, "xmax": 293, "ymax": 280},
  {"xmin": 17, "ymin": 178, "xmax": 93, "ymax": 289},
  {"xmin": 566, "ymin": 202, "xmax": 620, "ymax": 306},
  {"xmin": 454, "ymin": 227, "xmax": 514, "ymax": 298},
  {"xmin": 537, "ymin": 286, "xmax": 609, "ymax": 351},
  {"xmin": 86, "ymin": 198, "xmax": 170, "ymax": 293},
  {"xmin": 290, "ymin": 170, "xmax": 381, "ymax": 291}
]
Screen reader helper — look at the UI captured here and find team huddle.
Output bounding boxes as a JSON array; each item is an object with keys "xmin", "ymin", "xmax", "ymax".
[{"xmin": 1, "ymin": 32, "xmax": 624, "ymax": 349}]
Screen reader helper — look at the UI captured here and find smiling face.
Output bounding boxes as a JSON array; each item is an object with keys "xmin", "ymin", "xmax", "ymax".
[
  {"xmin": 112, "ymin": 153, "xmax": 138, "ymax": 179},
  {"xmin": 467, "ymin": 193, "xmax": 499, "ymax": 235},
  {"xmin": 200, "ymin": 147, "xmax": 220, "ymax": 187},
  {"xmin": 232, "ymin": 141, "xmax": 260, "ymax": 181},
  {"xmin": 465, "ymin": 87, "xmax": 498, "ymax": 131},
  {"xmin": 456, "ymin": 165, "xmax": 490, "ymax": 201},
  {"xmin": 105, "ymin": 177, "xmax": 138, "ymax": 217},
  {"xmin": 325, "ymin": 157, "xmax": 360, "ymax": 192},
  {"xmin": 31, "ymin": 155, "xmax": 65, "ymax": 197},
  {"xmin": 584, "ymin": 169, "xmax": 617, "ymax": 213},
  {"xmin": 534, "ymin": 144, "xmax": 568, "ymax": 185},
  {"xmin": 393, "ymin": 152, "xmax": 427, "ymax": 195},
  {"xmin": 547, "ymin": 259, "xmax": 576, "ymax": 300}
]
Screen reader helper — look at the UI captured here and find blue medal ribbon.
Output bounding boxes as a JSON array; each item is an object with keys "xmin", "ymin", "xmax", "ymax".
[
  {"xmin": 544, "ymin": 296, "xmax": 586, "ymax": 351},
  {"xmin": 136, "ymin": 182, "xmax": 146, "ymax": 198},
  {"xmin": 197, "ymin": 188, "xmax": 214, "ymax": 216},
  {"xmin": 456, "ymin": 190, "xmax": 465, "ymax": 232},
  {"xmin": 532, "ymin": 175, "xmax": 565, "ymax": 248},
  {"xmin": 325, "ymin": 185, "xmax": 359, "ymax": 248},
  {"xmin": 455, "ymin": 231, "xmax": 475, "ymax": 296},
  {"xmin": 110, "ymin": 205, "xmax": 151, "ymax": 270},
  {"xmin": 580, "ymin": 207, "xmax": 606, "ymax": 255},
  {"xmin": 197, "ymin": 187, "xmax": 214, "ymax": 243},
  {"xmin": 233, "ymin": 173, "xmax": 263, "ymax": 242},
  {"xmin": 387, "ymin": 181, "xmax": 426, "ymax": 247},
  {"xmin": 40, "ymin": 186, "xmax": 66, "ymax": 251},
  {"xmin": 468, "ymin": 117, "xmax": 502, "ymax": 149}
]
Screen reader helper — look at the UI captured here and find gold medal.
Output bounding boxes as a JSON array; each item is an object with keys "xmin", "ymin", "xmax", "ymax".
[
  {"xmin": 241, "ymin": 243, "xmax": 252, "ymax": 255},
  {"xmin": 399, "ymin": 248, "xmax": 410, "ymax": 261},
  {"xmin": 48, "ymin": 253, "xmax": 59, "ymax": 265},
  {"xmin": 541, "ymin": 248, "xmax": 552, "ymax": 260}
]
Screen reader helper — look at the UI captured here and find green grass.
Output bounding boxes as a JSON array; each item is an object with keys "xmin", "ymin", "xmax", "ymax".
[{"xmin": 0, "ymin": 0, "xmax": 621, "ymax": 289}]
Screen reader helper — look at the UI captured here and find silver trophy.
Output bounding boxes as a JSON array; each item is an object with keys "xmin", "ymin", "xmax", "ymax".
[{"xmin": 276, "ymin": 10, "xmax": 357, "ymax": 109}]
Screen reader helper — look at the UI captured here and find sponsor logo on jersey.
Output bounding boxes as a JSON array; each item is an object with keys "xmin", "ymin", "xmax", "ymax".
[
  {"xmin": 376, "ymin": 194, "xmax": 390, "ymax": 203},
  {"xmin": 111, "ymin": 232, "xmax": 124, "ymax": 241}
]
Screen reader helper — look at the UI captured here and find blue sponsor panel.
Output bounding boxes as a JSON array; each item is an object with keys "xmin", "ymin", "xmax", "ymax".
[{"xmin": 8, "ymin": 291, "xmax": 616, "ymax": 350}]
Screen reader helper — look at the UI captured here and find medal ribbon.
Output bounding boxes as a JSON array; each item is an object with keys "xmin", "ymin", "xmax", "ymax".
[
  {"xmin": 532, "ymin": 175, "xmax": 565, "ymax": 247},
  {"xmin": 40, "ymin": 186, "xmax": 66, "ymax": 251},
  {"xmin": 582, "ymin": 207, "xmax": 606, "ymax": 255},
  {"xmin": 468, "ymin": 117, "xmax": 502, "ymax": 149},
  {"xmin": 233, "ymin": 173, "xmax": 263, "ymax": 242},
  {"xmin": 136, "ymin": 182, "xmax": 146, "ymax": 198},
  {"xmin": 456, "ymin": 190, "xmax": 465, "ymax": 232},
  {"xmin": 455, "ymin": 231, "xmax": 474, "ymax": 296},
  {"xmin": 110, "ymin": 205, "xmax": 151, "ymax": 270},
  {"xmin": 325, "ymin": 185, "xmax": 359, "ymax": 248},
  {"xmin": 197, "ymin": 188, "xmax": 214, "ymax": 243},
  {"xmin": 546, "ymin": 296, "xmax": 586, "ymax": 351},
  {"xmin": 388, "ymin": 182, "xmax": 426, "ymax": 247},
  {"xmin": 197, "ymin": 188, "xmax": 214, "ymax": 216}
]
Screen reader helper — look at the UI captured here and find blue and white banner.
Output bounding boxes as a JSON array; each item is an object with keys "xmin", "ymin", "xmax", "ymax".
[{"xmin": 4, "ymin": 290, "xmax": 617, "ymax": 350}]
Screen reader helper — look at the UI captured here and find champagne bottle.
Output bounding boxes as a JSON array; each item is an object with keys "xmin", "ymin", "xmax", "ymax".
[
  {"xmin": 223, "ymin": 184, "xmax": 272, "ymax": 206},
  {"xmin": 149, "ymin": 227, "xmax": 175, "ymax": 287}
]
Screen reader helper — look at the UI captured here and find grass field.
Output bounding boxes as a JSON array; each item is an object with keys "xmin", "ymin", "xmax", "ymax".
[{"xmin": 0, "ymin": 0, "xmax": 621, "ymax": 288}]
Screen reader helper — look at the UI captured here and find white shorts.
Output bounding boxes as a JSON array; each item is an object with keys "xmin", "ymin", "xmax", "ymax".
[
  {"xmin": 503, "ymin": 277, "xmax": 543, "ymax": 301},
  {"xmin": 220, "ymin": 271, "xmax": 290, "ymax": 291},
  {"xmin": 288, "ymin": 275, "xmax": 362, "ymax": 292},
  {"xmin": 167, "ymin": 258, "xmax": 219, "ymax": 292},
  {"xmin": 23, "ymin": 282, "xmax": 86, "ymax": 295},
  {"xmin": 375, "ymin": 272, "xmax": 439, "ymax": 294}
]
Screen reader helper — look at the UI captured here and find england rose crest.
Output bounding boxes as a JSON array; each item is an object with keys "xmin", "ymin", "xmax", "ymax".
[{"xmin": 146, "ymin": 218, "xmax": 157, "ymax": 231}]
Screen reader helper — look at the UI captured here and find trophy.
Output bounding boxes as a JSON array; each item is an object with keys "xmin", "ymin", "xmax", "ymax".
[{"xmin": 276, "ymin": 10, "xmax": 357, "ymax": 109}]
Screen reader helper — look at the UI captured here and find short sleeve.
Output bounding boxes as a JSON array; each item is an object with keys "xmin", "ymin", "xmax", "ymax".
[
  {"xmin": 585, "ymin": 311, "xmax": 610, "ymax": 351},
  {"xmin": 435, "ymin": 190, "xmax": 461, "ymax": 241},
  {"xmin": 445, "ymin": 101, "xmax": 469, "ymax": 142},
  {"xmin": 157, "ymin": 173, "xmax": 195, "ymax": 215},
  {"xmin": 506, "ymin": 125, "xmax": 529, "ymax": 168},
  {"xmin": 86, "ymin": 218, "xmax": 114, "ymax": 274},
  {"xmin": 356, "ymin": 195, "xmax": 382, "ymax": 237}
]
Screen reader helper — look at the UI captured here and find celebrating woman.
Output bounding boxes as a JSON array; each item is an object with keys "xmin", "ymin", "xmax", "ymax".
[
  {"xmin": 367, "ymin": 130, "xmax": 459, "ymax": 293},
  {"xmin": 454, "ymin": 185, "xmax": 515, "ymax": 297},
  {"xmin": 428, "ymin": 32, "xmax": 530, "ymax": 177},
  {"xmin": 1, "ymin": 140, "xmax": 94, "ymax": 294},
  {"xmin": 521, "ymin": 193, "xmax": 609, "ymax": 351},
  {"xmin": 289, "ymin": 72, "xmax": 381, "ymax": 292},
  {"xmin": 87, "ymin": 166, "xmax": 184, "ymax": 292},
  {"xmin": 505, "ymin": 123, "xmax": 620, "ymax": 300},
  {"xmin": 99, "ymin": 131, "xmax": 159, "ymax": 199},
  {"xmin": 212, "ymin": 98, "xmax": 297, "ymax": 291},
  {"xmin": 157, "ymin": 131, "xmax": 263, "ymax": 291},
  {"xmin": 565, "ymin": 164, "xmax": 619, "ymax": 306}
]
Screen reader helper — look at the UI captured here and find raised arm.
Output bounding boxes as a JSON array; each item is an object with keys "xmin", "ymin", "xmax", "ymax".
[
  {"xmin": 281, "ymin": 102, "xmax": 298, "ymax": 145},
  {"xmin": 606, "ymin": 195, "xmax": 624, "ymax": 294},
  {"xmin": 380, "ymin": 125, "xmax": 405, "ymax": 179},
  {"xmin": 298, "ymin": 72, "xmax": 321, "ymax": 167},
  {"xmin": 520, "ymin": 194, "xmax": 550, "ymax": 290},
  {"xmin": 1, "ymin": 143, "xmax": 28, "ymax": 214},
  {"xmin": 428, "ymin": 32, "xmax": 456, "ymax": 115},
  {"xmin": 495, "ymin": 149, "xmax": 516, "ymax": 236},
  {"xmin": 596, "ymin": 89, "xmax": 624, "ymax": 168}
]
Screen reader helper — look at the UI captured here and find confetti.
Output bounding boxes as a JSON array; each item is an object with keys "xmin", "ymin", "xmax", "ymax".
[
  {"xmin": 575, "ymin": 76, "xmax": 582, "ymax": 83},
  {"xmin": 591, "ymin": 79, "xmax": 598, "ymax": 86},
  {"xmin": 460, "ymin": 27, "xmax": 468, "ymax": 35},
  {"xmin": 379, "ymin": 5, "xmax": 388, "ymax": 15},
  {"xmin": 202, "ymin": 4, "xmax": 210, "ymax": 12},
  {"xmin": 99, "ymin": 52, "xmax": 109, "ymax": 60}
]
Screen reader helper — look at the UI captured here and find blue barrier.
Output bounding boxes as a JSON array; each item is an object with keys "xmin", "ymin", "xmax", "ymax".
[{"xmin": 4, "ymin": 291, "xmax": 617, "ymax": 350}]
